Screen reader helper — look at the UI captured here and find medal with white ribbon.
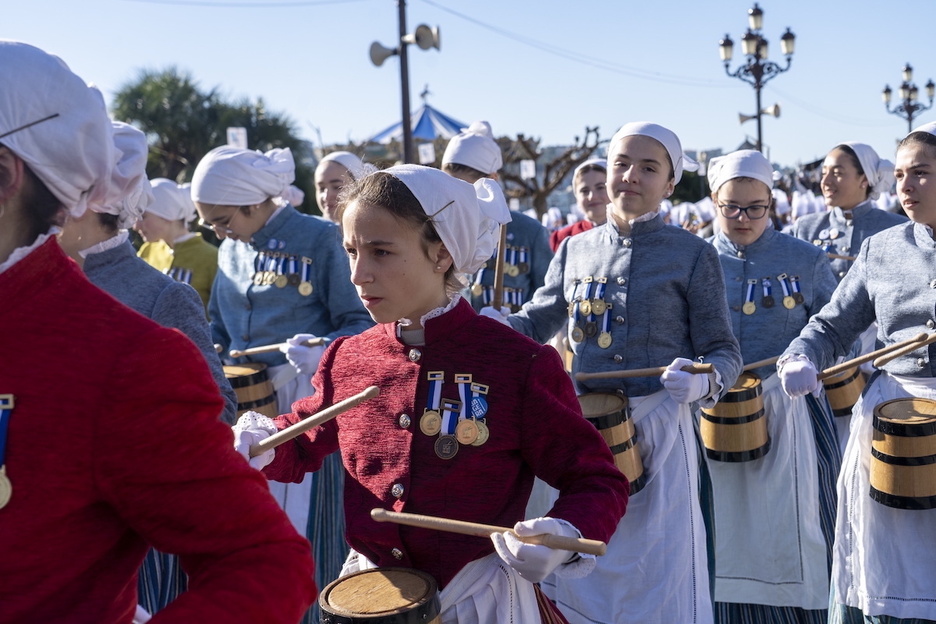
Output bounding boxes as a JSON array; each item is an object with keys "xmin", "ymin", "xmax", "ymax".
[
  {"xmin": 274, "ymin": 254, "xmax": 289, "ymax": 288},
  {"xmin": 570, "ymin": 280, "xmax": 585, "ymax": 343},
  {"xmin": 454, "ymin": 374, "xmax": 479, "ymax": 445},
  {"xmin": 298, "ymin": 257, "xmax": 313, "ymax": 296},
  {"xmin": 287, "ymin": 255, "xmax": 300, "ymax": 286},
  {"xmin": 591, "ymin": 277, "xmax": 608, "ymax": 316},
  {"xmin": 597, "ymin": 303, "xmax": 613, "ymax": 348},
  {"xmin": 777, "ymin": 273, "xmax": 795, "ymax": 309},
  {"xmin": 517, "ymin": 247, "xmax": 530, "ymax": 274},
  {"xmin": 471, "ymin": 266, "xmax": 485, "ymax": 297},
  {"xmin": 419, "ymin": 371, "xmax": 444, "ymax": 436},
  {"xmin": 506, "ymin": 247, "xmax": 519, "ymax": 277},
  {"xmin": 761, "ymin": 276, "xmax": 774, "ymax": 308},
  {"xmin": 469, "ymin": 382, "xmax": 490, "ymax": 446},
  {"xmin": 435, "ymin": 399, "xmax": 462, "ymax": 460},
  {"xmin": 790, "ymin": 275, "xmax": 805, "ymax": 304},
  {"xmin": 0, "ymin": 395, "xmax": 15, "ymax": 509},
  {"xmin": 743, "ymin": 279, "xmax": 757, "ymax": 315}
]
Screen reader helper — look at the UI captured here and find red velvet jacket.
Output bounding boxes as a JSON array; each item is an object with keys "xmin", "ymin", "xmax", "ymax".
[
  {"xmin": 265, "ymin": 298, "xmax": 629, "ymax": 588},
  {"xmin": 549, "ymin": 220, "xmax": 594, "ymax": 252},
  {"xmin": 0, "ymin": 240, "xmax": 315, "ymax": 624}
]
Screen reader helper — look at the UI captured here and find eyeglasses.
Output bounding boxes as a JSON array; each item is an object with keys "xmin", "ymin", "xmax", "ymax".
[
  {"xmin": 717, "ymin": 202, "xmax": 770, "ymax": 220},
  {"xmin": 199, "ymin": 206, "xmax": 246, "ymax": 235}
]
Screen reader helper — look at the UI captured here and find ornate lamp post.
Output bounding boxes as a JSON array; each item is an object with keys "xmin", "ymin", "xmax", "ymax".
[
  {"xmin": 882, "ymin": 64, "xmax": 935, "ymax": 134},
  {"xmin": 719, "ymin": 3, "xmax": 795, "ymax": 153}
]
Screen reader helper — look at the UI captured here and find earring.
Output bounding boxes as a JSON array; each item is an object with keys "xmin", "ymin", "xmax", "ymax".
[{"xmin": 435, "ymin": 265, "xmax": 442, "ymax": 270}]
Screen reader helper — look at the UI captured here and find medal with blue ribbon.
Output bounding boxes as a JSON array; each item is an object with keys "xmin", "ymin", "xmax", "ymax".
[
  {"xmin": 435, "ymin": 399, "xmax": 463, "ymax": 460},
  {"xmin": 790, "ymin": 275, "xmax": 805, "ymax": 304},
  {"xmin": 743, "ymin": 279, "xmax": 757, "ymax": 315},
  {"xmin": 298, "ymin": 256, "xmax": 313, "ymax": 296},
  {"xmin": 570, "ymin": 280, "xmax": 585, "ymax": 343},
  {"xmin": 777, "ymin": 273, "xmax": 795, "ymax": 309},
  {"xmin": 454, "ymin": 374, "xmax": 479, "ymax": 445},
  {"xmin": 419, "ymin": 371, "xmax": 444, "ymax": 436},
  {"xmin": 469, "ymin": 382, "xmax": 490, "ymax": 446},
  {"xmin": 0, "ymin": 395, "xmax": 15, "ymax": 509},
  {"xmin": 761, "ymin": 276, "xmax": 774, "ymax": 308}
]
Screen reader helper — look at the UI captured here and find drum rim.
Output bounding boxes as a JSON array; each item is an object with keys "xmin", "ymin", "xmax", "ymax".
[
  {"xmin": 873, "ymin": 398, "xmax": 936, "ymax": 437},
  {"xmin": 705, "ymin": 438, "xmax": 771, "ymax": 462},
  {"xmin": 823, "ymin": 367, "xmax": 862, "ymax": 390},
  {"xmin": 319, "ymin": 567, "xmax": 441, "ymax": 624}
]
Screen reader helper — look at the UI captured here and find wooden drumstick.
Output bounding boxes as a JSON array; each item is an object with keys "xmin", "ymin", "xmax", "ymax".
[
  {"xmin": 871, "ymin": 332, "xmax": 936, "ymax": 369},
  {"xmin": 491, "ymin": 224, "xmax": 509, "ymax": 310},
  {"xmin": 827, "ymin": 253, "xmax": 857, "ymax": 262},
  {"xmin": 230, "ymin": 337, "xmax": 326, "ymax": 359},
  {"xmin": 814, "ymin": 332, "xmax": 929, "ymax": 379},
  {"xmin": 370, "ymin": 509, "xmax": 607, "ymax": 556},
  {"xmin": 248, "ymin": 386, "xmax": 379, "ymax": 457},
  {"xmin": 742, "ymin": 356, "xmax": 780, "ymax": 371},
  {"xmin": 575, "ymin": 363, "xmax": 714, "ymax": 382}
]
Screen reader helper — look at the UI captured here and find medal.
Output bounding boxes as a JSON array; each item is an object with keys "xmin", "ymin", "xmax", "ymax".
[
  {"xmin": 761, "ymin": 277, "xmax": 774, "ymax": 308},
  {"xmin": 742, "ymin": 301, "xmax": 756, "ymax": 315},
  {"xmin": 252, "ymin": 272, "xmax": 264, "ymax": 286},
  {"xmin": 783, "ymin": 296, "xmax": 795, "ymax": 309},
  {"xmin": 0, "ymin": 395, "xmax": 13, "ymax": 510},
  {"xmin": 275, "ymin": 275, "xmax": 288, "ymax": 288},
  {"xmin": 597, "ymin": 331, "xmax": 613, "ymax": 349},
  {"xmin": 571, "ymin": 326, "xmax": 585, "ymax": 342},
  {"xmin": 0, "ymin": 467, "xmax": 10, "ymax": 509},
  {"xmin": 762, "ymin": 295, "xmax": 774, "ymax": 308},
  {"xmin": 777, "ymin": 273, "xmax": 795, "ymax": 309},
  {"xmin": 517, "ymin": 262, "xmax": 530, "ymax": 274},
  {"xmin": 579, "ymin": 299, "xmax": 592, "ymax": 316},
  {"xmin": 420, "ymin": 410, "xmax": 442, "ymax": 436},
  {"xmin": 455, "ymin": 419, "xmax": 480, "ymax": 445},
  {"xmin": 434, "ymin": 435, "xmax": 459, "ymax": 460},
  {"xmin": 791, "ymin": 275, "xmax": 805, "ymax": 304},
  {"xmin": 591, "ymin": 299, "xmax": 607, "ymax": 316},
  {"xmin": 507, "ymin": 264, "xmax": 519, "ymax": 277},
  {"xmin": 742, "ymin": 278, "xmax": 757, "ymax": 316},
  {"xmin": 471, "ymin": 420, "xmax": 490, "ymax": 446},
  {"xmin": 298, "ymin": 282, "xmax": 313, "ymax": 296},
  {"xmin": 288, "ymin": 273, "xmax": 301, "ymax": 286},
  {"xmin": 584, "ymin": 321, "xmax": 598, "ymax": 338},
  {"xmin": 471, "ymin": 283, "xmax": 483, "ymax": 297}
]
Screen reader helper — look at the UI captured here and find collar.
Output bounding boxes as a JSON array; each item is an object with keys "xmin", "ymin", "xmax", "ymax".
[
  {"xmin": 831, "ymin": 199, "xmax": 873, "ymax": 224},
  {"xmin": 604, "ymin": 211, "xmax": 665, "ymax": 239},
  {"xmin": 913, "ymin": 221, "xmax": 936, "ymax": 248},
  {"xmin": 0, "ymin": 229, "xmax": 58, "ymax": 275},
  {"xmin": 79, "ymin": 230, "xmax": 129, "ymax": 259},
  {"xmin": 382, "ymin": 296, "xmax": 475, "ymax": 346}
]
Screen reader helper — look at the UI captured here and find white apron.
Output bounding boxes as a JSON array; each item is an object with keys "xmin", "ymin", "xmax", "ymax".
[
  {"xmin": 833, "ymin": 323, "xmax": 879, "ymax": 453},
  {"xmin": 833, "ymin": 372, "xmax": 936, "ymax": 620},
  {"xmin": 542, "ymin": 390, "xmax": 714, "ymax": 624},
  {"xmin": 707, "ymin": 373, "xmax": 828, "ymax": 608},
  {"xmin": 341, "ymin": 551, "xmax": 540, "ymax": 623}
]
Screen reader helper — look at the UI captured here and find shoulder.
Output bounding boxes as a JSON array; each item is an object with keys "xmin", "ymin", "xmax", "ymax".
[
  {"xmin": 772, "ymin": 230, "xmax": 826, "ymax": 259},
  {"xmin": 508, "ymin": 211, "xmax": 547, "ymax": 234}
]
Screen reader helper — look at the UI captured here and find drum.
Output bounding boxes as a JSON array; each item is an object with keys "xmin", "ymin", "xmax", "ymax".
[
  {"xmin": 823, "ymin": 367, "xmax": 866, "ymax": 417},
  {"xmin": 319, "ymin": 568, "xmax": 441, "ymax": 624},
  {"xmin": 223, "ymin": 363, "xmax": 278, "ymax": 420},
  {"xmin": 700, "ymin": 372, "xmax": 770, "ymax": 462},
  {"xmin": 869, "ymin": 397, "xmax": 936, "ymax": 510},
  {"xmin": 578, "ymin": 393, "xmax": 646, "ymax": 494}
]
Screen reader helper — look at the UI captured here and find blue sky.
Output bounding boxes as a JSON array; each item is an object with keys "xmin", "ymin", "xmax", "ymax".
[{"xmin": 4, "ymin": 0, "xmax": 935, "ymax": 169}]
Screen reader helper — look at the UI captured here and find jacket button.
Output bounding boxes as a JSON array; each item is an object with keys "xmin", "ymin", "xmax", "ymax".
[
  {"xmin": 838, "ymin": 271, "xmax": 847, "ymax": 278},
  {"xmin": 615, "ymin": 316, "xmax": 625, "ymax": 324},
  {"xmin": 930, "ymin": 279, "xmax": 936, "ymax": 289},
  {"xmin": 613, "ymin": 354, "xmax": 623, "ymax": 363},
  {"xmin": 391, "ymin": 483, "xmax": 404, "ymax": 498},
  {"xmin": 927, "ymin": 320, "xmax": 935, "ymax": 330},
  {"xmin": 622, "ymin": 239, "xmax": 633, "ymax": 248},
  {"xmin": 917, "ymin": 358, "xmax": 926, "ymax": 368},
  {"xmin": 731, "ymin": 305, "xmax": 741, "ymax": 312},
  {"xmin": 408, "ymin": 348, "xmax": 421, "ymax": 362},
  {"xmin": 391, "ymin": 548, "xmax": 403, "ymax": 560},
  {"xmin": 616, "ymin": 277, "xmax": 627, "ymax": 286},
  {"xmin": 399, "ymin": 414, "xmax": 412, "ymax": 428}
]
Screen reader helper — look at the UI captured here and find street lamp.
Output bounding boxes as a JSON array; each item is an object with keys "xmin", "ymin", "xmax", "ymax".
[
  {"xmin": 882, "ymin": 63, "xmax": 935, "ymax": 134},
  {"xmin": 369, "ymin": 0, "xmax": 440, "ymax": 164},
  {"xmin": 719, "ymin": 3, "xmax": 795, "ymax": 153}
]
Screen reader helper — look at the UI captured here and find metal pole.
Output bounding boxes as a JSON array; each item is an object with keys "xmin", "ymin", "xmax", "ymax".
[
  {"xmin": 398, "ymin": 0, "xmax": 413, "ymax": 164},
  {"xmin": 908, "ymin": 107, "xmax": 914, "ymax": 135},
  {"xmin": 755, "ymin": 78, "xmax": 763, "ymax": 153}
]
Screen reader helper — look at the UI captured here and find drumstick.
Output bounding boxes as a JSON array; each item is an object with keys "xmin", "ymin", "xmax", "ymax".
[
  {"xmin": 370, "ymin": 509, "xmax": 607, "ymax": 556},
  {"xmin": 742, "ymin": 356, "xmax": 780, "ymax": 371},
  {"xmin": 230, "ymin": 337, "xmax": 326, "ymax": 359},
  {"xmin": 827, "ymin": 253, "xmax": 857, "ymax": 262},
  {"xmin": 815, "ymin": 332, "xmax": 929, "ymax": 380},
  {"xmin": 575, "ymin": 363, "xmax": 714, "ymax": 381},
  {"xmin": 871, "ymin": 332, "xmax": 936, "ymax": 369},
  {"xmin": 248, "ymin": 386, "xmax": 379, "ymax": 457},
  {"xmin": 490, "ymin": 224, "xmax": 509, "ymax": 310}
]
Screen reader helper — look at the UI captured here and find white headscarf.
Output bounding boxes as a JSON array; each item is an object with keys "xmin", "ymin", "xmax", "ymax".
[
  {"xmin": 572, "ymin": 157, "xmax": 607, "ymax": 185},
  {"xmin": 607, "ymin": 121, "xmax": 699, "ymax": 184},
  {"xmin": 87, "ymin": 121, "xmax": 153, "ymax": 230},
  {"xmin": 318, "ymin": 151, "xmax": 377, "ymax": 180},
  {"xmin": 383, "ymin": 164, "xmax": 511, "ymax": 274},
  {"xmin": 280, "ymin": 184, "xmax": 305, "ymax": 207},
  {"xmin": 839, "ymin": 142, "xmax": 895, "ymax": 200},
  {"xmin": 707, "ymin": 149, "xmax": 774, "ymax": 193},
  {"xmin": 0, "ymin": 40, "xmax": 114, "ymax": 217},
  {"xmin": 190, "ymin": 146, "xmax": 295, "ymax": 206},
  {"xmin": 147, "ymin": 178, "xmax": 197, "ymax": 222},
  {"xmin": 441, "ymin": 121, "xmax": 503, "ymax": 174},
  {"xmin": 912, "ymin": 121, "xmax": 936, "ymax": 136}
]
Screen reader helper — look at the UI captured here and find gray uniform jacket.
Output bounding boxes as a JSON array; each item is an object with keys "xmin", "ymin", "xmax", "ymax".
[
  {"xmin": 784, "ymin": 221, "xmax": 936, "ymax": 377},
  {"xmin": 509, "ymin": 214, "xmax": 742, "ymax": 398},
  {"xmin": 84, "ymin": 240, "xmax": 238, "ymax": 424},
  {"xmin": 712, "ymin": 227, "xmax": 837, "ymax": 379},
  {"xmin": 791, "ymin": 199, "xmax": 907, "ymax": 281}
]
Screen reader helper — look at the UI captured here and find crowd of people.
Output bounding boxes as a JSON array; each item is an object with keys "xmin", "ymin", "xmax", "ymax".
[{"xmin": 2, "ymin": 37, "xmax": 935, "ymax": 624}]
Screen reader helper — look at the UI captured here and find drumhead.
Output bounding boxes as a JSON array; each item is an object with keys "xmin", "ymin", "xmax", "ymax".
[{"xmin": 319, "ymin": 568, "xmax": 440, "ymax": 623}]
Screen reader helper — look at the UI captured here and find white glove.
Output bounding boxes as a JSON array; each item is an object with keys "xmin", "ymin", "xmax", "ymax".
[
  {"xmin": 491, "ymin": 517, "xmax": 577, "ymax": 583},
  {"xmin": 661, "ymin": 357, "xmax": 710, "ymax": 404},
  {"xmin": 779, "ymin": 358, "xmax": 820, "ymax": 398},
  {"xmin": 232, "ymin": 411, "xmax": 277, "ymax": 470},
  {"xmin": 479, "ymin": 305, "xmax": 511, "ymax": 326},
  {"xmin": 132, "ymin": 605, "xmax": 152, "ymax": 624},
  {"xmin": 282, "ymin": 333, "xmax": 326, "ymax": 377}
]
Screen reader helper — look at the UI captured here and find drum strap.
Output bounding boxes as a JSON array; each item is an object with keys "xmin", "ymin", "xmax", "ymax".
[{"xmin": 534, "ymin": 585, "xmax": 571, "ymax": 624}]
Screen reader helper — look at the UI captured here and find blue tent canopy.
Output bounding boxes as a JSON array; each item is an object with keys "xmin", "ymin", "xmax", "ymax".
[{"xmin": 368, "ymin": 103, "xmax": 468, "ymax": 144}]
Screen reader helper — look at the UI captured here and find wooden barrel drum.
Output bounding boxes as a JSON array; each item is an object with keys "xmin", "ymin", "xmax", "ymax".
[
  {"xmin": 578, "ymin": 393, "xmax": 646, "ymax": 494},
  {"xmin": 700, "ymin": 372, "xmax": 770, "ymax": 462},
  {"xmin": 870, "ymin": 397, "xmax": 936, "ymax": 510},
  {"xmin": 223, "ymin": 363, "xmax": 278, "ymax": 420},
  {"xmin": 319, "ymin": 568, "xmax": 441, "ymax": 624},
  {"xmin": 823, "ymin": 367, "xmax": 866, "ymax": 417}
]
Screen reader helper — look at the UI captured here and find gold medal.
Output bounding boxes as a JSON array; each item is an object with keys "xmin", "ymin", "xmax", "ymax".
[
  {"xmin": 434, "ymin": 435, "xmax": 459, "ymax": 460},
  {"xmin": 579, "ymin": 299, "xmax": 592, "ymax": 316},
  {"xmin": 252, "ymin": 272, "xmax": 264, "ymax": 286},
  {"xmin": 783, "ymin": 295, "xmax": 795, "ymax": 309},
  {"xmin": 274, "ymin": 274, "xmax": 288, "ymax": 288},
  {"xmin": 455, "ymin": 419, "xmax": 480, "ymax": 445},
  {"xmin": 263, "ymin": 271, "xmax": 276, "ymax": 286},
  {"xmin": 570, "ymin": 326, "xmax": 585, "ymax": 343},
  {"xmin": 420, "ymin": 410, "xmax": 442, "ymax": 436},
  {"xmin": 471, "ymin": 283, "xmax": 483, "ymax": 297},
  {"xmin": 507, "ymin": 265, "xmax": 520, "ymax": 278},
  {"xmin": 0, "ymin": 467, "xmax": 10, "ymax": 510},
  {"xmin": 567, "ymin": 301, "xmax": 576, "ymax": 318},
  {"xmin": 298, "ymin": 281, "xmax": 313, "ymax": 296},
  {"xmin": 471, "ymin": 420, "xmax": 490, "ymax": 446},
  {"xmin": 742, "ymin": 301, "xmax": 756, "ymax": 315},
  {"xmin": 597, "ymin": 331, "xmax": 613, "ymax": 349},
  {"xmin": 591, "ymin": 299, "xmax": 607, "ymax": 316}
]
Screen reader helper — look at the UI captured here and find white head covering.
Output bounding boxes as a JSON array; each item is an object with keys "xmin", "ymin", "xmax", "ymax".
[
  {"xmin": 87, "ymin": 121, "xmax": 153, "ymax": 230},
  {"xmin": 706, "ymin": 149, "xmax": 774, "ymax": 193},
  {"xmin": 190, "ymin": 146, "xmax": 295, "ymax": 206},
  {"xmin": 572, "ymin": 157, "xmax": 607, "ymax": 185},
  {"xmin": 318, "ymin": 151, "xmax": 377, "ymax": 180},
  {"xmin": 607, "ymin": 121, "xmax": 699, "ymax": 184},
  {"xmin": 382, "ymin": 164, "xmax": 511, "ymax": 274},
  {"xmin": 441, "ymin": 121, "xmax": 503, "ymax": 174},
  {"xmin": 280, "ymin": 184, "xmax": 305, "ymax": 207},
  {"xmin": 0, "ymin": 40, "xmax": 114, "ymax": 218},
  {"xmin": 147, "ymin": 178, "xmax": 197, "ymax": 222},
  {"xmin": 838, "ymin": 141, "xmax": 895, "ymax": 200},
  {"xmin": 912, "ymin": 121, "xmax": 936, "ymax": 136}
]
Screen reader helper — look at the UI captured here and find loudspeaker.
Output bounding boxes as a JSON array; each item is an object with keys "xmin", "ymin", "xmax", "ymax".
[
  {"xmin": 369, "ymin": 41, "xmax": 398, "ymax": 67},
  {"xmin": 763, "ymin": 103, "xmax": 781, "ymax": 118},
  {"xmin": 402, "ymin": 24, "xmax": 441, "ymax": 51},
  {"xmin": 739, "ymin": 112, "xmax": 757, "ymax": 124}
]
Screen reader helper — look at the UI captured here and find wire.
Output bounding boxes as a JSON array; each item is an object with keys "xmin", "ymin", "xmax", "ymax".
[
  {"xmin": 767, "ymin": 86, "xmax": 895, "ymax": 128},
  {"xmin": 123, "ymin": 0, "xmax": 366, "ymax": 7}
]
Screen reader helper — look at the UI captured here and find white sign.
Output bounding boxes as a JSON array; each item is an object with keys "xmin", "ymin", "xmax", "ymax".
[
  {"xmin": 418, "ymin": 142, "xmax": 436, "ymax": 165},
  {"xmin": 226, "ymin": 127, "xmax": 248, "ymax": 149},
  {"xmin": 520, "ymin": 159, "xmax": 536, "ymax": 180}
]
